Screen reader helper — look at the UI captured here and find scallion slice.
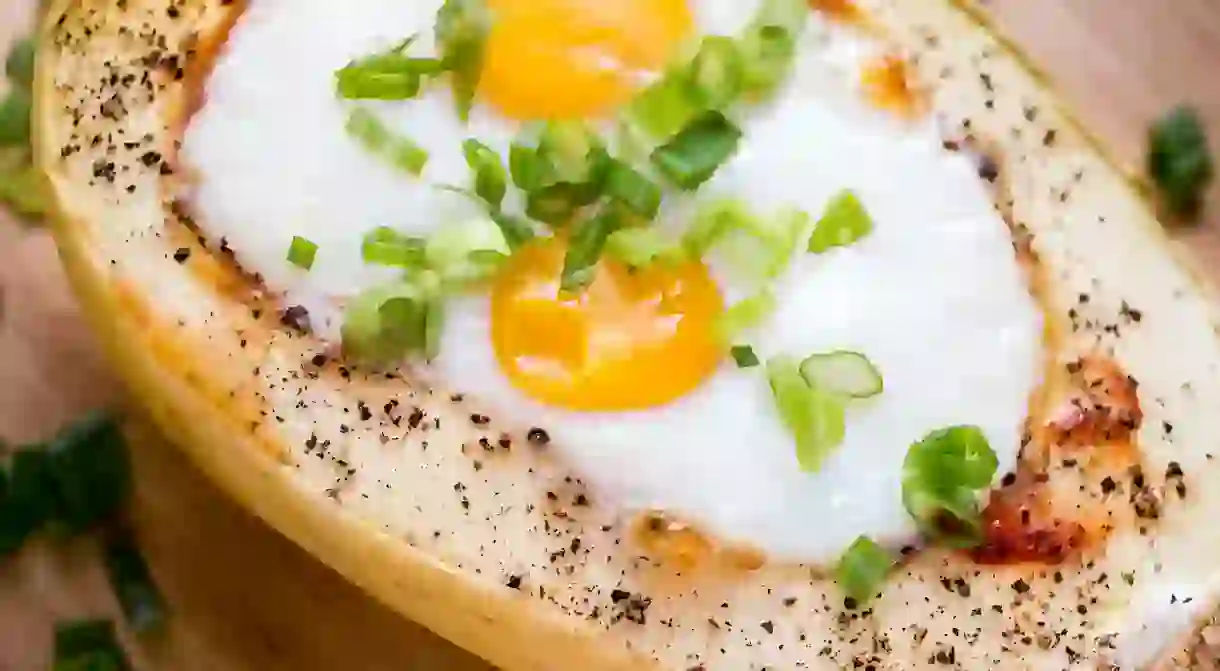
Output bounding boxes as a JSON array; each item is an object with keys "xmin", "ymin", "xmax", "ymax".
[
  {"xmin": 650, "ymin": 111, "xmax": 742, "ymax": 191},
  {"xmin": 342, "ymin": 282, "xmax": 439, "ymax": 364},
  {"xmin": 345, "ymin": 108, "xmax": 429, "ymax": 176},
  {"xmin": 53, "ymin": 619, "xmax": 129, "ymax": 671},
  {"xmin": 901, "ymin": 425, "xmax": 998, "ymax": 548},
  {"xmin": 688, "ymin": 36, "xmax": 743, "ymax": 110},
  {"xmin": 461, "ymin": 139, "xmax": 507, "ymax": 209},
  {"xmin": 767, "ymin": 356, "xmax": 847, "ymax": 472},
  {"xmin": 808, "ymin": 189, "xmax": 872, "ymax": 252},
  {"xmin": 287, "ymin": 235, "xmax": 318, "ymax": 270},
  {"xmin": 361, "ymin": 226, "xmax": 428, "ymax": 268},
  {"xmin": 426, "ymin": 217, "xmax": 511, "ymax": 285},
  {"xmin": 800, "ymin": 351, "xmax": 883, "ymax": 398},
  {"xmin": 525, "ymin": 182, "xmax": 599, "ymax": 225},
  {"xmin": 103, "ymin": 530, "xmax": 167, "ymax": 634},
  {"xmin": 0, "ymin": 448, "xmax": 56, "ymax": 555},
  {"xmin": 0, "ymin": 90, "xmax": 32, "ymax": 147},
  {"xmin": 605, "ymin": 227, "xmax": 675, "ymax": 268},
  {"xmin": 836, "ymin": 535, "xmax": 895, "ymax": 606},
  {"xmin": 715, "ymin": 290, "xmax": 777, "ymax": 343},
  {"xmin": 685, "ymin": 200, "xmax": 807, "ymax": 279},
  {"xmin": 752, "ymin": 0, "xmax": 811, "ymax": 36},
  {"xmin": 46, "ymin": 411, "xmax": 130, "ymax": 534},
  {"xmin": 535, "ymin": 120, "xmax": 606, "ymax": 186},
  {"xmin": 730, "ymin": 345, "xmax": 760, "ymax": 368},
  {"xmin": 560, "ymin": 207, "xmax": 622, "ymax": 293},
  {"xmin": 627, "ymin": 73, "xmax": 704, "ymax": 142},
  {"xmin": 738, "ymin": 25, "xmax": 797, "ymax": 101},
  {"xmin": 6, "ymin": 38, "xmax": 36, "ymax": 90},
  {"xmin": 603, "ymin": 158, "xmax": 662, "ymax": 219},
  {"xmin": 334, "ymin": 39, "xmax": 445, "ymax": 101},
  {"xmin": 435, "ymin": 0, "xmax": 491, "ymax": 120},
  {"xmin": 490, "ymin": 212, "xmax": 536, "ymax": 250}
]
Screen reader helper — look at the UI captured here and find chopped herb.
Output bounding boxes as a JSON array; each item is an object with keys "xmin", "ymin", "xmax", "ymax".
[
  {"xmin": 0, "ymin": 89, "xmax": 32, "ymax": 147},
  {"xmin": 490, "ymin": 212, "xmax": 536, "ymax": 250},
  {"xmin": 0, "ymin": 447, "xmax": 56, "ymax": 554},
  {"xmin": 46, "ymin": 411, "xmax": 129, "ymax": 534},
  {"xmin": 342, "ymin": 282, "xmax": 439, "ymax": 364},
  {"xmin": 53, "ymin": 619, "xmax": 129, "ymax": 671},
  {"xmin": 361, "ymin": 226, "xmax": 428, "ymax": 268},
  {"xmin": 685, "ymin": 199, "xmax": 806, "ymax": 279},
  {"xmin": 334, "ymin": 38, "xmax": 445, "ymax": 100},
  {"xmin": 730, "ymin": 345, "xmax": 760, "ymax": 368},
  {"xmin": 715, "ymin": 290, "xmax": 776, "ymax": 343},
  {"xmin": 739, "ymin": 25, "xmax": 797, "ymax": 100},
  {"xmin": 603, "ymin": 158, "xmax": 662, "ymax": 219},
  {"xmin": 626, "ymin": 75, "xmax": 703, "ymax": 142},
  {"xmin": 836, "ymin": 535, "xmax": 895, "ymax": 605},
  {"xmin": 687, "ymin": 36, "xmax": 744, "ymax": 110},
  {"xmin": 524, "ymin": 182, "xmax": 599, "ymax": 225},
  {"xmin": 345, "ymin": 108, "xmax": 429, "ymax": 176},
  {"xmin": 605, "ymin": 227, "xmax": 674, "ymax": 268},
  {"xmin": 103, "ymin": 529, "xmax": 167, "ymax": 634},
  {"xmin": 807, "ymin": 189, "xmax": 872, "ymax": 253},
  {"xmin": 435, "ymin": 0, "xmax": 491, "ymax": 120},
  {"xmin": 0, "ymin": 162, "xmax": 49, "ymax": 218},
  {"xmin": 560, "ymin": 207, "xmax": 622, "ymax": 293},
  {"xmin": 767, "ymin": 356, "xmax": 847, "ymax": 472},
  {"xmin": 5, "ymin": 37, "xmax": 36, "ymax": 90},
  {"xmin": 1148, "ymin": 105, "xmax": 1213, "ymax": 221},
  {"xmin": 461, "ymin": 139, "xmax": 508, "ymax": 209},
  {"xmin": 286, "ymin": 235, "xmax": 318, "ymax": 270},
  {"xmin": 901, "ymin": 425, "xmax": 998, "ymax": 548},
  {"xmin": 425, "ymin": 217, "xmax": 510, "ymax": 285},
  {"xmin": 650, "ymin": 111, "xmax": 742, "ymax": 190},
  {"xmin": 800, "ymin": 350, "xmax": 883, "ymax": 398}
]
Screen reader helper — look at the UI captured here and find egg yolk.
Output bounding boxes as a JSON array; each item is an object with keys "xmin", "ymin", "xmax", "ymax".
[
  {"xmin": 491, "ymin": 237, "xmax": 723, "ymax": 411},
  {"xmin": 481, "ymin": 0, "xmax": 694, "ymax": 120}
]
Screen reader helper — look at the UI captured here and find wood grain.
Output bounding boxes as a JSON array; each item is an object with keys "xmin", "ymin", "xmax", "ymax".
[{"xmin": 2, "ymin": 0, "xmax": 1219, "ymax": 669}]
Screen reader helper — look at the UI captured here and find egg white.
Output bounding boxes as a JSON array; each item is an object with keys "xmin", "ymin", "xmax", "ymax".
[{"xmin": 183, "ymin": 0, "xmax": 1042, "ymax": 563}]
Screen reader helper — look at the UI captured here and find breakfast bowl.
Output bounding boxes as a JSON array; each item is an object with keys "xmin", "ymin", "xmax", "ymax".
[{"xmin": 33, "ymin": 0, "xmax": 1220, "ymax": 668}]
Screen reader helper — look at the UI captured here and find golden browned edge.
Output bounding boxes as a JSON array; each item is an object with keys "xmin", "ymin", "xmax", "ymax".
[{"xmin": 31, "ymin": 0, "xmax": 1220, "ymax": 668}]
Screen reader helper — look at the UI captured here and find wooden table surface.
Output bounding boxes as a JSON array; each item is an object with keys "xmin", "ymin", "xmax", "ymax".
[{"xmin": 2, "ymin": 0, "xmax": 1220, "ymax": 669}]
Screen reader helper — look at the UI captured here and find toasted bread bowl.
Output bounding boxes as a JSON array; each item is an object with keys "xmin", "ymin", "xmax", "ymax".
[{"xmin": 34, "ymin": 0, "xmax": 1220, "ymax": 668}]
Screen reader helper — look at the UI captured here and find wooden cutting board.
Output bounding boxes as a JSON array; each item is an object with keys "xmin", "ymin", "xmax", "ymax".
[{"xmin": 2, "ymin": 0, "xmax": 1219, "ymax": 669}]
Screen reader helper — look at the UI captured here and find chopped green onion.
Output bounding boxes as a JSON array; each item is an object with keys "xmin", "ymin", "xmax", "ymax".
[
  {"xmin": 425, "ymin": 217, "xmax": 511, "ymax": 284},
  {"xmin": 342, "ymin": 282, "xmax": 439, "ymax": 364},
  {"xmin": 46, "ymin": 411, "xmax": 129, "ymax": 534},
  {"xmin": 334, "ymin": 39, "xmax": 445, "ymax": 101},
  {"xmin": 535, "ymin": 120, "xmax": 606, "ymax": 186},
  {"xmin": 361, "ymin": 226, "xmax": 428, "ymax": 268},
  {"xmin": 605, "ymin": 227, "xmax": 675, "ymax": 268},
  {"xmin": 435, "ymin": 0, "xmax": 491, "ymax": 120},
  {"xmin": 0, "ymin": 90, "xmax": 32, "ymax": 147},
  {"xmin": 561, "ymin": 207, "xmax": 623, "ymax": 293},
  {"xmin": 0, "ymin": 162, "xmax": 50, "ymax": 219},
  {"xmin": 345, "ymin": 108, "xmax": 429, "ymax": 176},
  {"xmin": 6, "ymin": 37, "xmax": 36, "ymax": 90},
  {"xmin": 738, "ymin": 25, "xmax": 797, "ymax": 101},
  {"xmin": 714, "ymin": 290, "xmax": 776, "ymax": 343},
  {"xmin": 901, "ymin": 425, "xmax": 998, "ymax": 548},
  {"xmin": 626, "ymin": 73, "xmax": 703, "ymax": 141},
  {"xmin": 1148, "ymin": 105, "xmax": 1214, "ymax": 221},
  {"xmin": 525, "ymin": 182, "xmax": 598, "ymax": 225},
  {"xmin": 461, "ymin": 139, "xmax": 508, "ymax": 209},
  {"xmin": 800, "ymin": 351, "xmax": 883, "ymax": 399},
  {"xmin": 767, "ymin": 356, "xmax": 847, "ymax": 472},
  {"xmin": 103, "ymin": 529, "xmax": 167, "ymax": 634},
  {"xmin": 836, "ymin": 535, "xmax": 895, "ymax": 606},
  {"xmin": 807, "ymin": 189, "xmax": 872, "ymax": 253},
  {"xmin": 730, "ymin": 345, "xmax": 760, "ymax": 368},
  {"xmin": 603, "ymin": 158, "xmax": 662, "ymax": 219},
  {"xmin": 286, "ymin": 235, "xmax": 318, "ymax": 271},
  {"xmin": 53, "ymin": 619, "xmax": 129, "ymax": 671},
  {"xmin": 490, "ymin": 212, "xmax": 536, "ymax": 250},
  {"xmin": 0, "ymin": 447, "xmax": 56, "ymax": 555},
  {"xmin": 751, "ymin": 0, "xmax": 810, "ymax": 36},
  {"xmin": 685, "ymin": 200, "xmax": 806, "ymax": 279},
  {"xmin": 687, "ymin": 36, "xmax": 743, "ymax": 110},
  {"xmin": 509, "ymin": 141, "xmax": 547, "ymax": 192},
  {"xmin": 650, "ymin": 111, "xmax": 742, "ymax": 191}
]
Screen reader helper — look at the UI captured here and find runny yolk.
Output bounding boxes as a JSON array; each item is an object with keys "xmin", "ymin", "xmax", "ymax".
[
  {"xmin": 490, "ymin": 237, "xmax": 723, "ymax": 411},
  {"xmin": 481, "ymin": 0, "xmax": 694, "ymax": 120}
]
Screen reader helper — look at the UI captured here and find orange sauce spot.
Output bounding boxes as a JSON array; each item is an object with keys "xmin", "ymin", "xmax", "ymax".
[
  {"xmin": 808, "ymin": 0, "xmax": 862, "ymax": 22},
  {"xmin": 490, "ymin": 237, "xmax": 722, "ymax": 411},
  {"xmin": 481, "ymin": 0, "xmax": 693, "ymax": 119},
  {"xmin": 861, "ymin": 54, "xmax": 923, "ymax": 117}
]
